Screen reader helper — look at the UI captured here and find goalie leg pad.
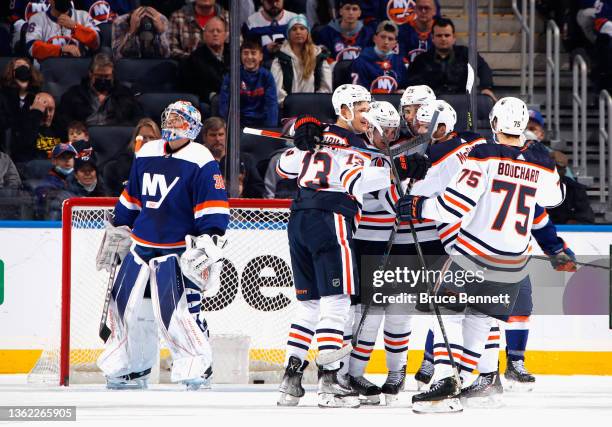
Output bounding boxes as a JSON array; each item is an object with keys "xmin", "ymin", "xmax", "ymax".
[
  {"xmin": 149, "ymin": 254, "xmax": 212, "ymax": 383},
  {"xmin": 97, "ymin": 250, "xmax": 152, "ymax": 378}
]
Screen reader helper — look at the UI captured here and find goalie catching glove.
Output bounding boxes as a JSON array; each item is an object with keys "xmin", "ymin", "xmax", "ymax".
[
  {"xmin": 96, "ymin": 220, "xmax": 132, "ymax": 272},
  {"xmin": 180, "ymin": 234, "xmax": 227, "ymax": 295}
]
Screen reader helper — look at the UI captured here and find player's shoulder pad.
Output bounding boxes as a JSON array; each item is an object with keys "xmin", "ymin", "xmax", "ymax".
[
  {"xmin": 427, "ymin": 132, "xmax": 463, "ymax": 162},
  {"xmin": 135, "ymin": 139, "xmax": 165, "ymax": 158},
  {"xmin": 520, "ymin": 147, "xmax": 556, "ymax": 171},
  {"xmin": 458, "ymin": 130, "xmax": 486, "ymax": 144},
  {"xmin": 466, "ymin": 141, "xmax": 507, "ymax": 160},
  {"xmin": 174, "ymin": 142, "xmax": 216, "ymax": 168}
]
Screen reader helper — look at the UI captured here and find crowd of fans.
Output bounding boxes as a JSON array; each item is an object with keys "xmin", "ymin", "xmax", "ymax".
[{"xmin": 0, "ymin": 0, "xmax": 598, "ymax": 223}]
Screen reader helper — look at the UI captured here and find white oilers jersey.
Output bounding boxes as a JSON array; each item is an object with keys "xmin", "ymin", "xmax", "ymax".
[
  {"xmin": 26, "ymin": 9, "xmax": 98, "ymax": 51},
  {"xmin": 276, "ymin": 124, "xmax": 391, "ymax": 208},
  {"xmin": 421, "ymin": 142, "xmax": 564, "ymax": 274},
  {"xmin": 411, "ymin": 131, "xmax": 487, "ymax": 252}
]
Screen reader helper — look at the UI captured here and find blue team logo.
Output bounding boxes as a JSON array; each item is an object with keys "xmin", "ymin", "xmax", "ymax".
[
  {"xmin": 386, "ymin": 0, "xmax": 415, "ymax": 26},
  {"xmin": 370, "ymin": 75, "xmax": 398, "ymax": 94},
  {"xmin": 89, "ymin": 1, "xmax": 115, "ymax": 24},
  {"xmin": 335, "ymin": 46, "xmax": 361, "ymax": 62}
]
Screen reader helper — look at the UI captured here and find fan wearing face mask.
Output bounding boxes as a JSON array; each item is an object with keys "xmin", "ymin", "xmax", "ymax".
[{"xmin": 25, "ymin": 0, "xmax": 100, "ymax": 61}]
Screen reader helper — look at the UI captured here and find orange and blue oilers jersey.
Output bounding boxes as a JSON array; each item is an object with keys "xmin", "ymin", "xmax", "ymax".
[
  {"xmin": 421, "ymin": 142, "xmax": 565, "ymax": 273},
  {"xmin": 351, "ymin": 47, "xmax": 407, "ymax": 94},
  {"xmin": 114, "ymin": 140, "xmax": 230, "ymax": 249}
]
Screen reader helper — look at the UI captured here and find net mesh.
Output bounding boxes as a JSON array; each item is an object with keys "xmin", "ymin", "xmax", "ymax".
[{"xmin": 28, "ymin": 201, "xmax": 315, "ymax": 385}]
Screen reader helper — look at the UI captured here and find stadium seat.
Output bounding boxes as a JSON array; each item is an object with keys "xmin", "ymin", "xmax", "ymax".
[
  {"xmin": 438, "ymin": 93, "xmax": 494, "ymax": 132},
  {"xmin": 0, "ymin": 57, "xmax": 12, "ymax": 75},
  {"xmin": 88, "ymin": 126, "xmax": 134, "ymax": 169},
  {"xmin": 282, "ymin": 93, "xmax": 335, "ymax": 122},
  {"xmin": 97, "ymin": 22, "xmax": 113, "ymax": 56},
  {"xmin": 240, "ymin": 127, "xmax": 288, "ymax": 174},
  {"xmin": 137, "ymin": 93, "xmax": 200, "ymax": 124},
  {"xmin": 115, "ymin": 59, "xmax": 179, "ymax": 93},
  {"xmin": 371, "ymin": 93, "xmax": 401, "ymax": 107},
  {"xmin": 332, "ymin": 60, "xmax": 354, "ymax": 90},
  {"xmin": 41, "ymin": 58, "xmax": 92, "ymax": 99}
]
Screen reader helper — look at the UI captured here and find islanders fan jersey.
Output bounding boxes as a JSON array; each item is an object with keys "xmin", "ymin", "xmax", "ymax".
[
  {"xmin": 241, "ymin": 9, "xmax": 297, "ymax": 49},
  {"xmin": 421, "ymin": 142, "xmax": 564, "ymax": 270},
  {"xmin": 316, "ymin": 21, "xmax": 374, "ymax": 62},
  {"xmin": 276, "ymin": 124, "xmax": 391, "ymax": 215},
  {"xmin": 352, "ymin": 47, "xmax": 407, "ymax": 94},
  {"xmin": 26, "ymin": 9, "xmax": 99, "ymax": 59},
  {"xmin": 398, "ymin": 20, "xmax": 432, "ymax": 64},
  {"xmin": 114, "ymin": 140, "xmax": 230, "ymax": 248}
]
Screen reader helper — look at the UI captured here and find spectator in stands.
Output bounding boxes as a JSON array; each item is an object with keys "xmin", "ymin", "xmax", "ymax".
[
  {"xmin": 0, "ymin": 152, "xmax": 22, "ymax": 189},
  {"xmin": 25, "ymin": 0, "xmax": 100, "ymax": 61},
  {"xmin": 201, "ymin": 116, "xmax": 265, "ymax": 198},
  {"xmin": 34, "ymin": 142, "xmax": 77, "ymax": 219},
  {"xmin": 219, "ymin": 40, "xmax": 278, "ymax": 127},
  {"xmin": 11, "ymin": 92, "xmax": 64, "ymax": 165},
  {"xmin": 168, "ymin": 0, "xmax": 228, "ymax": 59},
  {"xmin": 398, "ymin": 0, "xmax": 436, "ymax": 63},
  {"xmin": 315, "ymin": 0, "xmax": 373, "ymax": 63},
  {"xmin": 547, "ymin": 150, "xmax": 595, "ymax": 224},
  {"xmin": 358, "ymin": 0, "xmax": 441, "ymax": 28},
  {"xmin": 0, "ymin": 58, "xmax": 43, "ymax": 142},
  {"xmin": 102, "ymin": 118, "xmax": 160, "ymax": 196},
  {"xmin": 68, "ymin": 156, "xmax": 109, "ymax": 196},
  {"xmin": 270, "ymin": 14, "xmax": 332, "ymax": 106},
  {"xmin": 242, "ymin": 0, "xmax": 297, "ymax": 61},
  {"xmin": 111, "ymin": 4, "xmax": 170, "ymax": 59},
  {"xmin": 67, "ymin": 120, "xmax": 89, "ymax": 144},
  {"xmin": 351, "ymin": 20, "xmax": 407, "ymax": 94},
  {"xmin": 406, "ymin": 17, "xmax": 496, "ymax": 100},
  {"xmin": 77, "ymin": 0, "xmax": 134, "ymax": 19},
  {"xmin": 180, "ymin": 16, "xmax": 229, "ymax": 106},
  {"xmin": 57, "ymin": 53, "xmax": 143, "ymax": 128}
]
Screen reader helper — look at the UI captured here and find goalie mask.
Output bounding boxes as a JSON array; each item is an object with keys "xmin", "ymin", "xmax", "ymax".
[
  {"xmin": 366, "ymin": 101, "xmax": 401, "ymax": 149},
  {"xmin": 161, "ymin": 101, "xmax": 203, "ymax": 142},
  {"xmin": 415, "ymin": 100, "xmax": 456, "ymax": 141}
]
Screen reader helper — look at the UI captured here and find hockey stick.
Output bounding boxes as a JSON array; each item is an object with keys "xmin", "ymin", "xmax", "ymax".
[
  {"xmin": 242, "ymin": 127, "xmax": 430, "ymax": 158},
  {"xmin": 466, "ymin": 63, "xmax": 475, "ymax": 131},
  {"xmin": 350, "ymin": 116, "xmax": 437, "ymax": 353},
  {"xmin": 99, "ymin": 250, "xmax": 120, "ymax": 343},
  {"xmin": 530, "ymin": 255, "xmax": 612, "ymax": 271}
]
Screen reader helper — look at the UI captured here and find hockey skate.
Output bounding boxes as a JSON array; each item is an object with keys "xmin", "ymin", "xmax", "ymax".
[
  {"xmin": 504, "ymin": 359, "xmax": 535, "ymax": 392},
  {"xmin": 349, "ymin": 375, "xmax": 381, "ymax": 405},
  {"xmin": 381, "ymin": 365, "xmax": 406, "ymax": 405},
  {"xmin": 106, "ymin": 368, "xmax": 150, "ymax": 390},
  {"xmin": 414, "ymin": 359, "xmax": 434, "ymax": 390},
  {"xmin": 460, "ymin": 371, "xmax": 504, "ymax": 408},
  {"xmin": 183, "ymin": 366, "xmax": 213, "ymax": 391},
  {"xmin": 318, "ymin": 367, "xmax": 360, "ymax": 408},
  {"xmin": 278, "ymin": 356, "xmax": 309, "ymax": 406},
  {"xmin": 412, "ymin": 376, "xmax": 463, "ymax": 414}
]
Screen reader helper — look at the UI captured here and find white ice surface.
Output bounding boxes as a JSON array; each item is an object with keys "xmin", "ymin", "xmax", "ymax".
[{"xmin": 1, "ymin": 374, "xmax": 611, "ymax": 427}]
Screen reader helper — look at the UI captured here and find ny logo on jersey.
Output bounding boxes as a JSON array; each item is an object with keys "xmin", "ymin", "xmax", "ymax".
[{"xmin": 142, "ymin": 173, "xmax": 179, "ymax": 209}]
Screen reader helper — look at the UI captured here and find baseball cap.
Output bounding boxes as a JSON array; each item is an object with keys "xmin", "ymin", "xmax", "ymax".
[
  {"xmin": 51, "ymin": 143, "xmax": 78, "ymax": 158},
  {"xmin": 74, "ymin": 157, "xmax": 97, "ymax": 172},
  {"xmin": 528, "ymin": 109, "xmax": 544, "ymax": 127}
]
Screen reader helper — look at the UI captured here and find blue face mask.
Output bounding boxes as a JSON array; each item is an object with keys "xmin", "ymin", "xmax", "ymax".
[
  {"xmin": 374, "ymin": 46, "xmax": 392, "ymax": 58},
  {"xmin": 55, "ymin": 166, "xmax": 74, "ymax": 176}
]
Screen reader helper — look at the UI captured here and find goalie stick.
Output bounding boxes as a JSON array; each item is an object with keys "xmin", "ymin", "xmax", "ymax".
[
  {"xmin": 242, "ymin": 127, "xmax": 431, "ymax": 158},
  {"xmin": 99, "ymin": 249, "xmax": 120, "ymax": 343}
]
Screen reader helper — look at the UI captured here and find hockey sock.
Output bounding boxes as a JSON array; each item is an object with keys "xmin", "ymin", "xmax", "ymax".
[
  {"xmin": 348, "ymin": 305, "xmax": 383, "ymax": 377},
  {"xmin": 383, "ymin": 314, "xmax": 411, "ymax": 372},
  {"xmin": 477, "ymin": 323, "xmax": 501, "ymax": 373},
  {"xmin": 423, "ymin": 328, "xmax": 434, "ymax": 363},
  {"xmin": 285, "ymin": 300, "xmax": 318, "ymax": 366},
  {"xmin": 317, "ymin": 294, "xmax": 351, "ymax": 370},
  {"xmin": 459, "ymin": 311, "xmax": 495, "ymax": 383},
  {"xmin": 431, "ymin": 313, "xmax": 464, "ymax": 381},
  {"xmin": 505, "ymin": 316, "xmax": 530, "ymax": 362}
]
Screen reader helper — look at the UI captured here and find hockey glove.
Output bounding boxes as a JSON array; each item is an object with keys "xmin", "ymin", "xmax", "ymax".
[
  {"xmin": 397, "ymin": 194, "xmax": 426, "ymax": 222},
  {"xmin": 96, "ymin": 220, "xmax": 132, "ymax": 272},
  {"xmin": 293, "ymin": 115, "xmax": 322, "ymax": 153},
  {"xmin": 393, "ymin": 153, "xmax": 432, "ymax": 181},
  {"xmin": 547, "ymin": 242, "xmax": 577, "ymax": 272},
  {"xmin": 180, "ymin": 234, "xmax": 227, "ymax": 293}
]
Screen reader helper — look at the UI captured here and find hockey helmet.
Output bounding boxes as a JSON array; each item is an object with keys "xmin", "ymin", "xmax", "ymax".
[
  {"xmin": 332, "ymin": 84, "xmax": 372, "ymax": 120},
  {"xmin": 416, "ymin": 100, "xmax": 457, "ymax": 139},
  {"xmin": 489, "ymin": 97, "xmax": 529, "ymax": 136},
  {"xmin": 161, "ymin": 101, "xmax": 203, "ymax": 142},
  {"xmin": 400, "ymin": 85, "xmax": 436, "ymax": 108}
]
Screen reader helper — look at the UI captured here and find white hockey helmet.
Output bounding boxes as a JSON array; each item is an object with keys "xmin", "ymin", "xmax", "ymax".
[
  {"xmin": 161, "ymin": 100, "xmax": 203, "ymax": 142},
  {"xmin": 332, "ymin": 84, "xmax": 372, "ymax": 120},
  {"xmin": 367, "ymin": 101, "xmax": 401, "ymax": 143},
  {"xmin": 400, "ymin": 85, "xmax": 436, "ymax": 108},
  {"xmin": 489, "ymin": 97, "xmax": 529, "ymax": 136},
  {"xmin": 416, "ymin": 100, "xmax": 457, "ymax": 138}
]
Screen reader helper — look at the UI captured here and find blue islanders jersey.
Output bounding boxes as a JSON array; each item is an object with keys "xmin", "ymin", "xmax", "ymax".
[
  {"xmin": 114, "ymin": 140, "xmax": 230, "ymax": 248},
  {"xmin": 398, "ymin": 20, "xmax": 432, "ymax": 64},
  {"xmin": 316, "ymin": 21, "xmax": 374, "ymax": 62},
  {"xmin": 351, "ymin": 47, "xmax": 407, "ymax": 93}
]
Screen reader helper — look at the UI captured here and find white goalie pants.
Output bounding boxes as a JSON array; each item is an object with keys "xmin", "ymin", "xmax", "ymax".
[{"xmin": 97, "ymin": 248, "xmax": 212, "ymax": 382}]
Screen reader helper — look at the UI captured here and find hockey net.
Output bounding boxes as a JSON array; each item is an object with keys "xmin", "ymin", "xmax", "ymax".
[{"xmin": 28, "ymin": 197, "xmax": 315, "ymax": 386}]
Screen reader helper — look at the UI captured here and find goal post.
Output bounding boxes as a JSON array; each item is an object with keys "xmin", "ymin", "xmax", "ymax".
[{"xmin": 28, "ymin": 197, "xmax": 317, "ymax": 386}]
